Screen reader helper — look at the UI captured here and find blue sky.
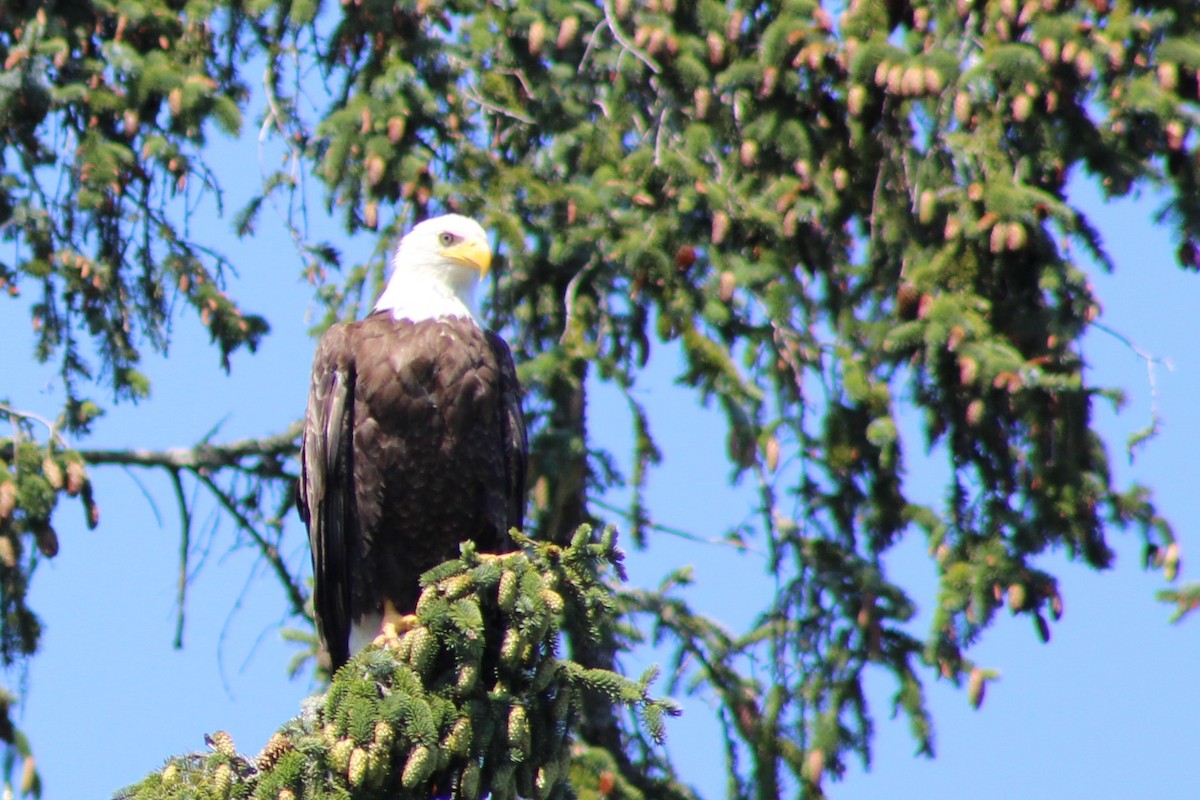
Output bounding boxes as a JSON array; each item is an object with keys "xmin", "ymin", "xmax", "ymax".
[{"xmin": 3, "ymin": 113, "xmax": 1198, "ymax": 799}]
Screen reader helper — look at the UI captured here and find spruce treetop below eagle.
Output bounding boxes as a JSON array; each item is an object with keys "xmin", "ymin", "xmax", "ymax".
[{"xmin": 374, "ymin": 213, "xmax": 492, "ymax": 323}]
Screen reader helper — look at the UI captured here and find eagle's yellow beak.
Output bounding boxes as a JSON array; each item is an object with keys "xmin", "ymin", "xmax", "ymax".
[{"xmin": 442, "ymin": 237, "xmax": 492, "ymax": 280}]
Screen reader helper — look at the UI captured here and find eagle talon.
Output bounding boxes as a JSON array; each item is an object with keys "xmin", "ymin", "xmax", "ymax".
[{"xmin": 373, "ymin": 612, "xmax": 419, "ymax": 651}]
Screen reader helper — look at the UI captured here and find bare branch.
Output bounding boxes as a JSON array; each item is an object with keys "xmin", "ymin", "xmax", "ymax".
[
  {"xmin": 1093, "ymin": 322, "xmax": 1174, "ymax": 459},
  {"xmin": 78, "ymin": 423, "xmax": 302, "ymax": 473},
  {"xmin": 560, "ymin": 256, "xmax": 601, "ymax": 346},
  {"xmin": 591, "ymin": 498, "xmax": 763, "ymax": 555},
  {"xmin": 0, "ymin": 402, "xmax": 70, "ymax": 450}
]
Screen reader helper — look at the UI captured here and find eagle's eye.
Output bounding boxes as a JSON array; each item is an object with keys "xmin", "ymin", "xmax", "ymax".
[{"xmin": 438, "ymin": 231, "xmax": 458, "ymax": 247}]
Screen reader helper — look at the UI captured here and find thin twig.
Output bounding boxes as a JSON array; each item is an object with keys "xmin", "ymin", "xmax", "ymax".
[
  {"xmin": 0, "ymin": 402, "xmax": 70, "ymax": 450},
  {"xmin": 459, "ymin": 88, "xmax": 536, "ymax": 125},
  {"xmin": 560, "ymin": 257, "xmax": 601, "ymax": 345},
  {"xmin": 1092, "ymin": 321, "xmax": 1173, "ymax": 369},
  {"xmin": 1093, "ymin": 321, "xmax": 1174, "ymax": 457},
  {"xmin": 601, "ymin": 0, "xmax": 660, "ymax": 74},
  {"xmin": 653, "ymin": 106, "xmax": 668, "ymax": 167},
  {"xmin": 578, "ymin": 18, "xmax": 607, "ymax": 74},
  {"xmin": 217, "ymin": 555, "xmax": 269, "ymax": 700},
  {"xmin": 193, "ymin": 471, "xmax": 307, "ymax": 618},
  {"xmin": 590, "ymin": 498, "xmax": 763, "ymax": 555},
  {"xmin": 122, "ymin": 465, "xmax": 165, "ymax": 527},
  {"xmin": 169, "ymin": 468, "xmax": 192, "ymax": 650}
]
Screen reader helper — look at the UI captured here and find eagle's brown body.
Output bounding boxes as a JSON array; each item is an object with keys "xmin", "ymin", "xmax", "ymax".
[{"xmin": 298, "ymin": 312, "xmax": 526, "ymax": 670}]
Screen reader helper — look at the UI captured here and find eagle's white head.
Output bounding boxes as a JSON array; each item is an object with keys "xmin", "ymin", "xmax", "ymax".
[{"xmin": 374, "ymin": 214, "xmax": 493, "ymax": 323}]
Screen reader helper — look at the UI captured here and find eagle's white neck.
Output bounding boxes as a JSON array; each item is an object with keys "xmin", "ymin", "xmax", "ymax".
[{"xmin": 373, "ymin": 255, "xmax": 480, "ymax": 323}]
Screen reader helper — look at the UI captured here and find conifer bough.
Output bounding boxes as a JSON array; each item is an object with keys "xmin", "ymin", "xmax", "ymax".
[{"xmin": 116, "ymin": 527, "xmax": 678, "ymax": 800}]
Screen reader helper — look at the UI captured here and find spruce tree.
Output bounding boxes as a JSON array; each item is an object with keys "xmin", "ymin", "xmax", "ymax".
[{"xmin": 0, "ymin": 1, "xmax": 1197, "ymax": 798}]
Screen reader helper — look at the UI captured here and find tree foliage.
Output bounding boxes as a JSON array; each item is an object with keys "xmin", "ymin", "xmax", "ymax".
[
  {"xmin": 1, "ymin": 0, "xmax": 1197, "ymax": 798},
  {"xmin": 117, "ymin": 527, "xmax": 683, "ymax": 800}
]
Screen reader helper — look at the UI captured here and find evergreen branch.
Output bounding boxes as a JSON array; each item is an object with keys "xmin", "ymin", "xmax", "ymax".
[
  {"xmin": 1157, "ymin": 583, "xmax": 1200, "ymax": 624},
  {"xmin": 116, "ymin": 527, "xmax": 687, "ymax": 800}
]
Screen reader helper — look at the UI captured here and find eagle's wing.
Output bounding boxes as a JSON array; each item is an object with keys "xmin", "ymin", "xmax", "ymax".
[
  {"xmin": 488, "ymin": 330, "xmax": 528, "ymax": 533},
  {"xmin": 299, "ymin": 324, "xmax": 355, "ymax": 670}
]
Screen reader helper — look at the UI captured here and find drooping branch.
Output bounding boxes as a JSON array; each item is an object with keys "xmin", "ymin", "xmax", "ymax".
[
  {"xmin": 75, "ymin": 424, "xmax": 309, "ymax": 620},
  {"xmin": 169, "ymin": 468, "xmax": 193, "ymax": 650}
]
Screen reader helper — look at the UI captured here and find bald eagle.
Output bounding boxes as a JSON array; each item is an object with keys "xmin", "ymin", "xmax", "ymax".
[{"xmin": 298, "ymin": 214, "xmax": 527, "ymax": 671}]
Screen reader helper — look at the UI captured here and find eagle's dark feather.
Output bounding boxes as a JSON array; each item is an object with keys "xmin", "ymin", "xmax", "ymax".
[{"xmin": 299, "ymin": 312, "xmax": 526, "ymax": 670}]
